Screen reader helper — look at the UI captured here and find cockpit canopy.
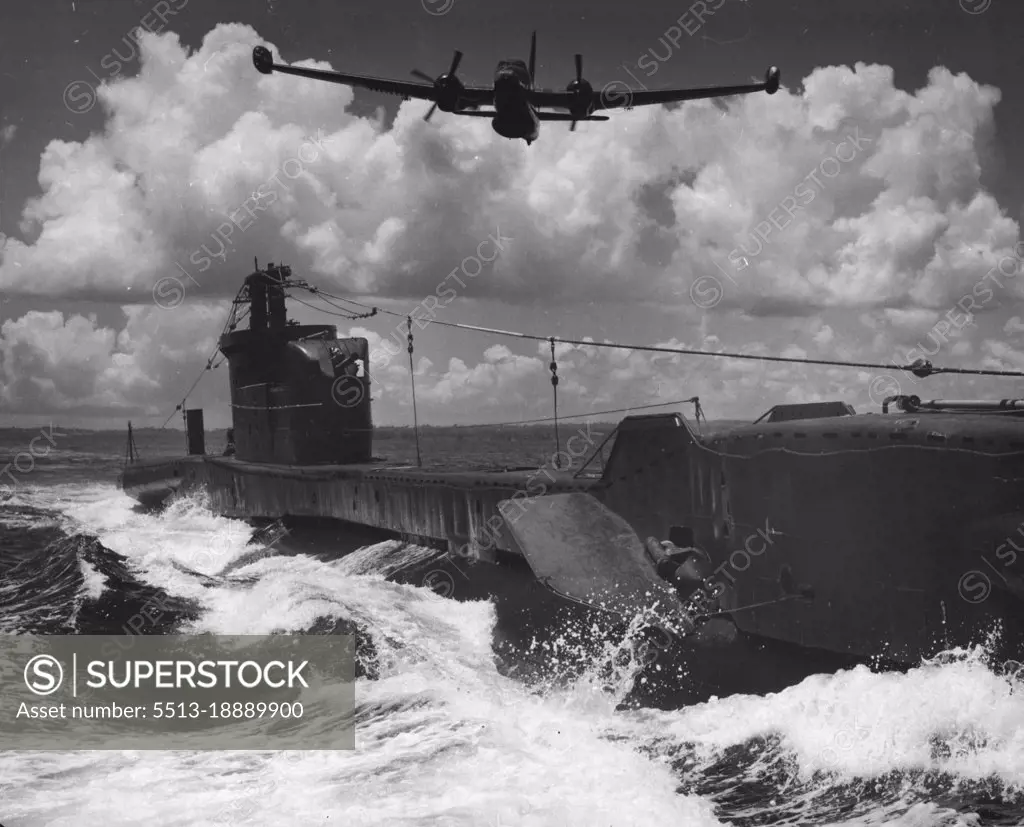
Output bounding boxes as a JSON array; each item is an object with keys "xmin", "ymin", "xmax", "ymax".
[{"xmin": 495, "ymin": 59, "xmax": 531, "ymax": 83}]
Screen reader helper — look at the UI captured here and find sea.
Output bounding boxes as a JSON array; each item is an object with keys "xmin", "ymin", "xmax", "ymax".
[{"xmin": 1, "ymin": 424, "xmax": 1022, "ymax": 827}]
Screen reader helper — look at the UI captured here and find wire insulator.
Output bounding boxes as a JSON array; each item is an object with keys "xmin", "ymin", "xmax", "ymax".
[
  {"xmin": 408, "ymin": 316, "xmax": 422, "ymax": 468},
  {"xmin": 549, "ymin": 337, "xmax": 561, "ymax": 469}
]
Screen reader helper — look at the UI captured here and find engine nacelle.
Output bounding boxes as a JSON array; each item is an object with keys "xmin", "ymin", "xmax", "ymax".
[
  {"xmin": 434, "ymin": 75, "xmax": 465, "ymax": 112},
  {"xmin": 566, "ymin": 77, "xmax": 594, "ymax": 120},
  {"xmin": 252, "ymin": 46, "xmax": 273, "ymax": 75}
]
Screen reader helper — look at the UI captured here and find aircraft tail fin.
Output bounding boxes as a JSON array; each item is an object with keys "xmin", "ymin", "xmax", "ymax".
[{"xmin": 528, "ymin": 30, "xmax": 536, "ymax": 86}]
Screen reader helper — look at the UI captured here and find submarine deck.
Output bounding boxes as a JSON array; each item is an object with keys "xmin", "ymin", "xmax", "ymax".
[
  {"xmin": 707, "ymin": 411, "xmax": 1024, "ymax": 454},
  {"xmin": 162, "ymin": 454, "xmax": 602, "ymax": 489},
  {"xmin": 120, "ymin": 453, "xmax": 605, "ymax": 555}
]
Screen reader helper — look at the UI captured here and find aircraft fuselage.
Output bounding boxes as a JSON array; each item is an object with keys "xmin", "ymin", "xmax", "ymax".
[{"xmin": 491, "ymin": 60, "xmax": 539, "ymax": 145}]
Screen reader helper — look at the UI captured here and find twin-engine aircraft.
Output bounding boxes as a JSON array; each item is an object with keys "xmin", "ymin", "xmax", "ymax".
[{"xmin": 252, "ymin": 32, "xmax": 780, "ymax": 145}]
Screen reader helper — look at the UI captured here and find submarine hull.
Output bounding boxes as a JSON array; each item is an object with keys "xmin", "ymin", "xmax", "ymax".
[
  {"xmin": 118, "ymin": 458, "xmax": 184, "ymax": 510},
  {"xmin": 209, "ymin": 511, "xmax": 868, "ymax": 709},
  {"xmin": 117, "ymin": 265, "xmax": 1024, "ymax": 706},
  {"xmin": 119, "ymin": 406, "xmax": 1024, "ymax": 706}
]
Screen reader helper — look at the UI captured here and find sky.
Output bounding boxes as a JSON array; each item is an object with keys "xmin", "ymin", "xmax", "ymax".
[{"xmin": 2, "ymin": 0, "xmax": 1024, "ymax": 430}]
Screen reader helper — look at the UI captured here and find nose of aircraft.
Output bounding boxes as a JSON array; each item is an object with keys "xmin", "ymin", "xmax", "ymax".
[{"xmin": 495, "ymin": 69, "xmax": 521, "ymax": 88}]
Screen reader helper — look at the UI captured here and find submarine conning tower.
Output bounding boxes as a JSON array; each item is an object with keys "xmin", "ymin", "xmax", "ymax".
[{"xmin": 217, "ymin": 262, "xmax": 372, "ymax": 465}]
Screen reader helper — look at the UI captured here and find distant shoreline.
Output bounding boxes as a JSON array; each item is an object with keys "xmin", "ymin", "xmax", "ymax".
[{"xmin": 0, "ymin": 418, "xmax": 750, "ymax": 436}]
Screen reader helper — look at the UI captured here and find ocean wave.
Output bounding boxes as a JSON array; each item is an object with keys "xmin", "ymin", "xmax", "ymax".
[{"xmin": 1, "ymin": 481, "xmax": 1023, "ymax": 825}]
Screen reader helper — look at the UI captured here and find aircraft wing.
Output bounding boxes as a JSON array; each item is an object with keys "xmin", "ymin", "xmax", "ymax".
[
  {"xmin": 530, "ymin": 66, "xmax": 780, "ymax": 111},
  {"xmin": 252, "ymin": 46, "xmax": 494, "ymax": 106}
]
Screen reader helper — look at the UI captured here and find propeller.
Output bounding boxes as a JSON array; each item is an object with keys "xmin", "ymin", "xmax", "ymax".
[
  {"xmin": 566, "ymin": 53, "xmax": 593, "ymax": 131},
  {"xmin": 571, "ymin": 54, "xmax": 582, "ymax": 131},
  {"xmin": 410, "ymin": 50, "xmax": 465, "ymax": 121},
  {"xmin": 447, "ymin": 49, "xmax": 463, "ymax": 76}
]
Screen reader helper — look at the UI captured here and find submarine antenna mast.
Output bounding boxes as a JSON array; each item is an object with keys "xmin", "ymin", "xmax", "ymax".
[
  {"xmin": 407, "ymin": 316, "xmax": 423, "ymax": 467},
  {"xmin": 123, "ymin": 421, "xmax": 138, "ymax": 464}
]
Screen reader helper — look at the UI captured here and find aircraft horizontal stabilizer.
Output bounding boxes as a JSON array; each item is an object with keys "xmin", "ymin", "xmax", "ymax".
[
  {"xmin": 447, "ymin": 110, "xmax": 610, "ymax": 123},
  {"xmin": 537, "ymin": 112, "xmax": 609, "ymax": 122}
]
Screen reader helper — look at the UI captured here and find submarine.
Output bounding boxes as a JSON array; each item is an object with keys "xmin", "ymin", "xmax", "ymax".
[{"xmin": 119, "ymin": 262, "xmax": 1024, "ymax": 707}]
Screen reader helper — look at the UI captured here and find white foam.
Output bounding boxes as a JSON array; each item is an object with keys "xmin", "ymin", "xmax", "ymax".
[
  {"xmin": 77, "ymin": 558, "xmax": 108, "ymax": 600},
  {"xmin": 5, "ymin": 480, "xmax": 1021, "ymax": 824},
  {"xmin": 4, "ymin": 484, "xmax": 717, "ymax": 825}
]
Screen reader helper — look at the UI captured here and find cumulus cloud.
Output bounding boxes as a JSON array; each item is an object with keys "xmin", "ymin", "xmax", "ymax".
[
  {"xmin": 1, "ymin": 22, "xmax": 1022, "ymax": 423},
  {"xmin": 3, "ymin": 25, "xmax": 1020, "ymax": 311},
  {"xmin": 0, "ymin": 302, "xmax": 224, "ymax": 417},
  {"xmin": 1004, "ymin": 316, "xmax": 1024, "ymax": 337}
]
